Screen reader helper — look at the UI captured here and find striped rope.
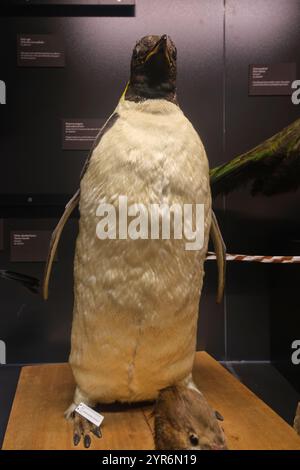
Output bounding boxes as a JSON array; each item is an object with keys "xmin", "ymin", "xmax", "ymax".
[{"xmin": 206, "ymin": 252, "xmax": 300, "ymax": 264}]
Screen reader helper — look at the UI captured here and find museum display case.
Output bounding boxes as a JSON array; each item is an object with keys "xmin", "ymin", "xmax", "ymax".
[{"xmin": 0, "ymin": 0, "xmax": 300, "ymax": 457}]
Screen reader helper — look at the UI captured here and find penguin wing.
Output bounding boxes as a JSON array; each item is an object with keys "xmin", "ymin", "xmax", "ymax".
[
  {"xmin": 210, "ymin": 211, "xmax": 226, "ymax": 304},
  {"xmin": 42, "ymin": 112, "xmax": 119, "ymax": 300},
  {"xmin": 42, "ymin": 189, "xmax": 80, "ymax": 300}
]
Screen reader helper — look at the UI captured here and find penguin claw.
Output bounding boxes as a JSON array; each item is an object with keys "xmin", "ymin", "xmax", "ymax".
[
  {"xmin": 73, "ymin": 433, "xmax": 81, "ymax": 446},
  {"xmin": 84, "ymin": 434, "xmax": 91, "ymax": 448},
  {"xmin": 92, "ymin": 425, "xmax": 102, "ymax": 439},
  {"xmin": 215, "ymin": 410, "xmax": 224, "ymax": 421}
]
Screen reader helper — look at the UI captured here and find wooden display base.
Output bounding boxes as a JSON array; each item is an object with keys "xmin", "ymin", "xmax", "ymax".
[{"xmin": 3, "ymin": 352, "xmax": 300, "ymax": 450}]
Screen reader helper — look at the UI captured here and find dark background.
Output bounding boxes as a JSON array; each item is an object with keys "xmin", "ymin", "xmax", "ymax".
[{"xmin": 0, "ymin": 0, "xmax": 299, "ymax": 396}]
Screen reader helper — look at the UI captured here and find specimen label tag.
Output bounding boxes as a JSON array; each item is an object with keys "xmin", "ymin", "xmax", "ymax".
[{"xmin": 75, "ymin": 403, "xmax": 104, "ymax": 428}]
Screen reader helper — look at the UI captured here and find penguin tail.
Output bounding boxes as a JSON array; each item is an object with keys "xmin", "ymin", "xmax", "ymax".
[{"xmin": 0, "ymin": 270, "xmax": 40, "ymax": 294}]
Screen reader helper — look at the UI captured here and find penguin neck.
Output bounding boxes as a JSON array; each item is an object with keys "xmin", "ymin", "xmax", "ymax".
[
  {"xmin": 125, "ymin": 80, "xmax": 178, "ymax": 105},
  {"xmin": 118, "ymin": 96, "xmax": 181, "ymax": 116}
]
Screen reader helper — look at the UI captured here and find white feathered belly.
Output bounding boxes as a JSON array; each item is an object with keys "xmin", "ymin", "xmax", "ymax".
[{"xmin": 69, "ymin": 99, "xmax": 211, "ymax": 403}]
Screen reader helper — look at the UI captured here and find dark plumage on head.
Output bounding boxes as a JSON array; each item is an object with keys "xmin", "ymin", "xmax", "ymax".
[{"xmin": 125, "ymin": 34, "xmax": 178, "ymax": 104}]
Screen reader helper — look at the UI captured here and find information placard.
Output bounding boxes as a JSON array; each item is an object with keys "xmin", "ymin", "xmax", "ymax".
[
  {"xmin": 17, "ymin": 34, "xmax": 65, "ymax": 67},
  {"xmin": 62, "ymin": 119, "xmax": 104, "ymax": 150},
  {"xmin": 249, "ymin": 63, "xmax": 296, "ymax": 96},
  {"xmin": 10, "ymin": 230, "xmax": 53, "ymax": 262}
]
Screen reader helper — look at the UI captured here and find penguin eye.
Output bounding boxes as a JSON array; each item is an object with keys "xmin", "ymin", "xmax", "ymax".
[{"xmin": 189, "ymin": 434, "xmax": 199, "ymax": 446}]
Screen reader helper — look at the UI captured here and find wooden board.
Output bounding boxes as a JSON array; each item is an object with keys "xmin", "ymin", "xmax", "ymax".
[
  {"xmin": 192, "ymin": 354, "xmax": 300, "ymax": 450},
  {"xmin": 3, "ymin": 352, "xmax": 300, "ymax": 450}
]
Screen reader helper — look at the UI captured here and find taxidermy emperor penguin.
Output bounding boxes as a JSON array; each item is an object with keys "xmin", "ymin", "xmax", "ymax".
[{"xmin": 43, "ymin": 34, "xmax": 225, "ymax": 448}]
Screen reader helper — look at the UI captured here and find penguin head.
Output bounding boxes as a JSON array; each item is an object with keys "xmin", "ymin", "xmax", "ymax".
[{"xmin": 125, "ymin": 35, "xmax": 177, "ymax": 103}]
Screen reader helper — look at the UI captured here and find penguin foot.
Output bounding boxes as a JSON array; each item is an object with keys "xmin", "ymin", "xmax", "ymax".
[
  {"xmin": 64, "ymin": 402, "xmax": 77, "ymax": 420},
  {"xmin": 72, "ymin": 411, "xmax": 102, "ymax": 448}
]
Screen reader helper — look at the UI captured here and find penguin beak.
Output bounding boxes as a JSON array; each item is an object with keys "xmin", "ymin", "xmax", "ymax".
[{"xmin": 144, "ymin": 35, "xmax": 171, "ymax": 66}]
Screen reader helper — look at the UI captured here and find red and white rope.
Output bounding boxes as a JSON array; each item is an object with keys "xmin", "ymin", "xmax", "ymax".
[{"xmin": 206, "ymin": 252, "xmax": 300, "ymax": 264}]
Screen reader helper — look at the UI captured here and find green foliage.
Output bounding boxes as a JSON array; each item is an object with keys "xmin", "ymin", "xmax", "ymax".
[{"xmin": 210, "ymin": 119, "xmax": 300, "ymax": 197}]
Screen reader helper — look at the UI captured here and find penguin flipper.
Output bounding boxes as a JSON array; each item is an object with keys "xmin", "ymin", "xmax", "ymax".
[
  {"xmin": 210, "ymin": 211, "xmax": 226, "ymax": 303},
  {"xmin": 42, "ymin": 189, "xmax": 80, "ymax": 300}
]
